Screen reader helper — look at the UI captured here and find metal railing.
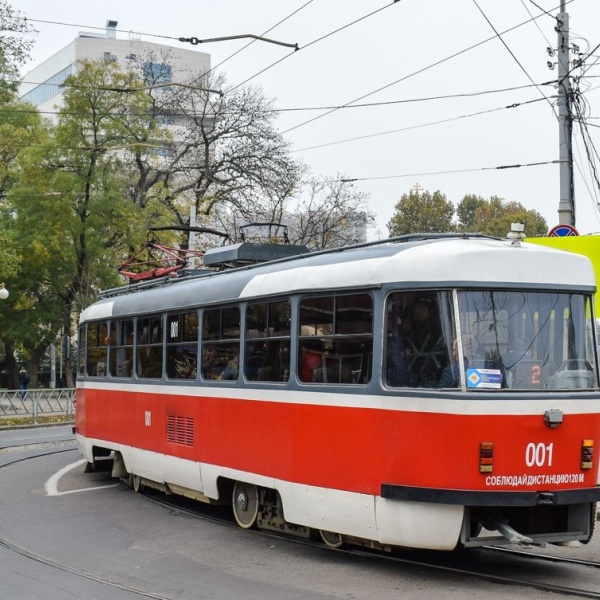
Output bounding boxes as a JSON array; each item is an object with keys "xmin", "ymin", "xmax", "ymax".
[{"xmin": 0, "ymin": 388, "xmax": 75, "ymax": 424}]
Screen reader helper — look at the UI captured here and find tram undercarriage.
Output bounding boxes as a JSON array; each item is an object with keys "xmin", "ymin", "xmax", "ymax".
[
  {"xmin": 85, "ymin": 446, "xmax": 597, "ymax": 552},
  {"xmin": 462, "ymin": 503, "xmax": 597, "ymax": 548}
]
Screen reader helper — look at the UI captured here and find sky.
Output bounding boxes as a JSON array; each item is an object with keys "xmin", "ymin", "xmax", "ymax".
[{"xmin": 14, "ymin": 0, "xmax": 600, "ymax": 239}]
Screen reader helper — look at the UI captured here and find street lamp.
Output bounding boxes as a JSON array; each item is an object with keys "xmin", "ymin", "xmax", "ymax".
[{"xmin": 0, "ymin": 283, "xmax": 9, "ymax": 300}]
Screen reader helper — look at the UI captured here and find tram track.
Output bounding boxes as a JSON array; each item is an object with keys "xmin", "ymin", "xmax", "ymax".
[
  {"xmin": 488, "ymin": 545, "xmax": 600, "ymax": 569},
  {"xmin": 2, "ymin": 445, "xmax": 600, "ymax": 599},
  {"xmin": 0, "ymin": 442, "xmax": 177, "ymax": 600},
  {"xmin": 144, "ymin": 489, "xmax": 600, "ymax": 599},
  {"xmin": 0, "ymin": 536, "xmax": 176, "ymax": 600},
  {"xmin": 0, "ymin": 440, "xmax": 77, "ymax": 468}
]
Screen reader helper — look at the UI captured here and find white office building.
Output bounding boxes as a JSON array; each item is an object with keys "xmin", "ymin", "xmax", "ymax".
[{"xmin": 19, "ymin": 20, "xmax": 210, "ymax": 114}]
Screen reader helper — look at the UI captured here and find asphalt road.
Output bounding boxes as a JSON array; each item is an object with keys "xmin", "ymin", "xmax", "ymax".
[{"xmin": 1, "ymin": 426, "xmax": 599, "ymax": 600}]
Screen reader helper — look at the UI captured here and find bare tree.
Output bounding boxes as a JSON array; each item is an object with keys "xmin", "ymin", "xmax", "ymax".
[
  {"xmin": 284, "ymin": 175, "xmax": 374, "ymax": 250},
  {"xmin": 122, "ymin": 63, "xmax": 300, "ymax": 238},
  {"xmin": 120, "ymin": 56, "xmax": 374, "ymax": 250}
]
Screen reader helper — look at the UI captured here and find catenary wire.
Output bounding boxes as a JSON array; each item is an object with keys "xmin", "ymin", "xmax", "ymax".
[
  {"xmin": 227, "ymin": 1, "xmax": 401, "ymax": 94},
  {"xmin": 340, "ymin": 159, "xmax": 561, "ymax": 182},
  {"xmin": 0, "ymin": 94, "xmax": 553, "ymax": 154},
  {"xmin": 205, "ymin": 0, "xmax": 315, "ymax": 78},
  {"xmin": 7, "ymin": 80, "xmax": 556, "ymax": 117},
  {"xmin": 471, "ymin": 0, "xmax": 556, "ymax": 116},
  {"xmin": 280, "ymin": 9, "xmax": 560, "ymax": 136},
  {"xmin": 292, "ymin": 97, "xmax": 552, "ymax": 153},
  {"xmin": 573, "ymin": 135, "xmax": 600, "ymax": 221},
  {"xmin": 528, "ymin": 0, "xmax": 560, "ymax": 20},
  {"xmin": 521, "ymin": 0, "xmax": 555, "ymax": 49},
  {"xmin": 24, "ymin": 17, "xmax": 179, "ymax": 44}
]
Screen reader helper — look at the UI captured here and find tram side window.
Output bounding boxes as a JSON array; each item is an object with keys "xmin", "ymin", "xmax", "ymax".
[
  {"xmin": 137, "ymin": 315, "xmax": 164, "ymax": 379},
  {"xmin": 166, "ymin": 311, "xmax": 198, "ymax": 379},
  {"xmin": 245, "ymin": 300, "xmax": 291, "ymax": 382},
  {"xmin": 109, "ymin": 319, "xmax": 134, "ymax": 377},
  {"xmin": 201, "ymin": 306, "xmax": 240, "ymax": 381},
  {"xmin": 86, "ymin": 321, "xmax": 108, "ymax": 377},
  {"xmin": 298, "ymin": 293, "xmax": 373, "ymax": 384},
  {"xmin": 385, "ymin": 292, "xmax": 454, "ymax": 388}
]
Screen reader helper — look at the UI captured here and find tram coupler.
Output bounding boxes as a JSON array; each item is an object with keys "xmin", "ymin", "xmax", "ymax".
[{"xmin": 493, "ymin": 521, "xmax": 543, "ymax": 547}]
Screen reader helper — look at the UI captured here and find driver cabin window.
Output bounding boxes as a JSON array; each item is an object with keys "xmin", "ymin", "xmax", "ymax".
[{"xmin": 385, "ymin": 291, "xmax": 454, "ymax": 388}]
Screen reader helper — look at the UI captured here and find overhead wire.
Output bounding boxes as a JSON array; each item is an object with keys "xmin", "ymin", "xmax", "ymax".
[
  {"xmin": 572, "ymin": 87, "xmax": 600, "ymax": 194},
  {"xmin": 205, "ymin": 0, "xmax": 316, "ymax": 78},
  {"xmin": 292, "ymin": 97, "xmax": 553, "ymax": 153},
  {"xmin": 18, "ymin": 0, "xmax": 596, "ymax": 223},
  {"xmin": 521, "ymin": 0, "xmax": 555, "ymax": 50},
  {"xmin": 572, "ymin": 136, "xmax": 600, "ymax": 223},
  {"xmin": 0, "ymin": 98, "xmax": 546, "ymax": 155},
  {"xmin": 227, "ymin": 1, "xmax": 401, "ymax": 94},
  {"xmin": 24, "ymin": 18, "xmax": 179, "ymax": 44},
  {"xmin": 340, "ymin": 160, "xmax": 561, "ymax": 183},
  {"xmin": 471, "ymin": 0, "xmax": 556, "ymax": 116},
  {"xmin": 578, "ymin": 41, "xmax": 600, "ymax": 79},
  {"xmin": 528, "ymin": 0, "xmax": 558, "ymax": 20},
  {"xmin": 271, "ymin": 82, "xmax": 557, "ymax": 113},
  {"xmin": 280, "ymin": 8, "xmax": 560, "ymax": 136},
  {"xmin": 12, "ymin": 79, "xmax": 555, "ymax": 114}
]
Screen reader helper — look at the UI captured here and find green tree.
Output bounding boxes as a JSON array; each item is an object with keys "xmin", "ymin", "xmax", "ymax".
[
  {"xmin": 456, "ymin": 195, "xmax": 547, "ymax": 237},
  {"xmin": 6, "ymin": 59, "xmax": 166, "ymax": 385},
  {"xmin": 0, "ymin": 95, "xmax": 47, "ymax": 385},
  {"xmin": 387, "ymin": 185, "xmax": 456, "ymax": 236},
  {"xmin": 455, "ymin": 194, "xmax": 488, "ymax": 231},
  {"xmin": 0, "ymin": 1, "xmax": 35, "ymax": 99}
]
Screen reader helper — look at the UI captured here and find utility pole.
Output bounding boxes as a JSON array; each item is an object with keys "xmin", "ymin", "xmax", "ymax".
[{"xmin": 556, "ymin": 1, "xmax": 574, "ymax": 226}]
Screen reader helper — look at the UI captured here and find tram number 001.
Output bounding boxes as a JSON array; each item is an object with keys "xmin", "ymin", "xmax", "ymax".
[{"xmin": 525, "ymin": 442, "xmax": 553, "ymax": 467}]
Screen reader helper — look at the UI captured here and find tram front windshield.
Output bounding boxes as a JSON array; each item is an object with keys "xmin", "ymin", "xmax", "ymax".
[
  {"xmin": 458, "ymin": 290, "xmax": 598, "ymax": 391},
  {"xmin": 385, "ymin": 290, "xmax": 598, "ymax": 391}
]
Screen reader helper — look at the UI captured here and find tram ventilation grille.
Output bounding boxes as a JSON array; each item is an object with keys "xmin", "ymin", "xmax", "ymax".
[{"xmin": 166, "ymin": 415, "xmax": 195, "ymax": 447}]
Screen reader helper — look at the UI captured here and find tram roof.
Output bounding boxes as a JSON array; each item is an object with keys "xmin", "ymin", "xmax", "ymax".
[{"xmin": 80, "ymin": 236, "xmax": 596, "ymax": 322}]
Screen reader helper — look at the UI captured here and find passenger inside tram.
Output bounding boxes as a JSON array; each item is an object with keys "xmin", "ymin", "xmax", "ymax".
[
  {"xmin": 437, "ymin": 334, "xmax": 476, "ymax": 388},
  {"xmin": 299, "ymin": 338, "xmax": 326, "ymax": 383},
  {"xmin": 385, "ymin": 292, "xmax": 450, "ymax": 388}
]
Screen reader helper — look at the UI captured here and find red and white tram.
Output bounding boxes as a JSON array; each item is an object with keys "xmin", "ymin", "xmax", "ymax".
[{"xmin": 75, "ymin": 231, "xmax": 600, "ymax": 551}]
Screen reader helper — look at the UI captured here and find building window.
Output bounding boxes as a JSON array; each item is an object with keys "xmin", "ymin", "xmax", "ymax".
[
  {"xmin": 142, "ymin": 62, "xmax": 172, "ymax": 86},
  {"xmin": 20, "ymin": 64, "xmax": 73, "ymax": 107}
]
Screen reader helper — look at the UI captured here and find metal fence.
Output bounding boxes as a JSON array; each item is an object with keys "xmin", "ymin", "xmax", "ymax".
[{"xmin": 0, "ymin": 388, "xmax": 75, "ymax": 423}]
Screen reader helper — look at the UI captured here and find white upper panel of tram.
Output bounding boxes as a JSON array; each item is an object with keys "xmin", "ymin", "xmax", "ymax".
[
  {"xmin": 79, "ymin": 237, "xmax": 595, "ymax": 324},
  {"xmin": 239, "ymin": 239, "xmax": 594, "ymax": 299}
]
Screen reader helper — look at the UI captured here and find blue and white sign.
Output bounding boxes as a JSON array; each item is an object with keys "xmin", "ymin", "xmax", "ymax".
[{"xmin": 467, "ymin": 368, "xmax": 502, "ymax": 389}]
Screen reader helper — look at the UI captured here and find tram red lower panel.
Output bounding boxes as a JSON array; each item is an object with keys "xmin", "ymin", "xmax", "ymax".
[{"xmin": 75, "ymin": 387, "xmax": 600, "ymax": 496}]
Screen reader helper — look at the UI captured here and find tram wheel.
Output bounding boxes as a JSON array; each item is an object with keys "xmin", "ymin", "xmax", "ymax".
[
  {"xmin": 319, "ymin": 529, "xmax": 344, "ymax": 549},
  {"xmin": 232, "ymin": 481, "xmax": 259, "ymax": 529},
  {"xmin": 131, "ymin": 474, "xmax": 145, "ymax": 493}
]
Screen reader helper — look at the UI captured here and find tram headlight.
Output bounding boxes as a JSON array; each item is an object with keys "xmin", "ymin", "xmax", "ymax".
[
  {"xmin": 479, "ymin": 442, "xmax": 494, "ymax": 473},
  {"xmin": 581, "ymin": 440, "xmax": 594, "ymax": 470}
]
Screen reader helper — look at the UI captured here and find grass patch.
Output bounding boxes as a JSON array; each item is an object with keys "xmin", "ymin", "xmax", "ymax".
[{"xmin": 0, "ymin": 414, "xmax": 74, "ymax": 428}]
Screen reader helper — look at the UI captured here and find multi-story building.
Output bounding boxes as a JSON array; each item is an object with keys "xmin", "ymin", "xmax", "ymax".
[{"xmin": 19, "ymin": 20, "xmax": 210, "ymax": 114}]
